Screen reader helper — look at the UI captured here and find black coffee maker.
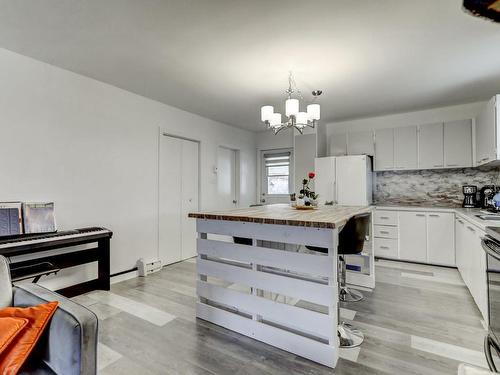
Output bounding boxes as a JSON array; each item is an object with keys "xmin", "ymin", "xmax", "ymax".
[{"xmin": 462, "ymin": 185, "xmax": 477, "ymax": 208}]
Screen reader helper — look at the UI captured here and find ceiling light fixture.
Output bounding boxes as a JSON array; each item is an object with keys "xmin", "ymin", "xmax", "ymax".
[{"xmin": 261, "ymin": 72, "xmax": 322, "ymax": 135}]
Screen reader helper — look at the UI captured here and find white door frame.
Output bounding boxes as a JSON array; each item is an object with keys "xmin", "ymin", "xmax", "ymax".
[
  {"xmin": 217, "ymin": 145, "xmax": 240, "ymax": 208},
  {"xmin": 259, "ymin": 148, "xmax": 294, "ymax": 204},
  {"xmin": 158, "ymin": 129, "xmax": 201, "ymax": 260}
]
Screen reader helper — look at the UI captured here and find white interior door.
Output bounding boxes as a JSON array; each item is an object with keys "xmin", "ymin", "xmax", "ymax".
[
  {"xmin": 181, "ymin": 139, "xmax": 199, "ymax": 259},
  {"xmin": 217, "ymin": 147, "xmax": 237, "ymax": 209},
  {"xmin": 159, "ymin": 135, "xmax": 182, "ymax": 265},
  {"xmin": 160, "ymin": 135, "xmax": 199, "ymax": 265}
]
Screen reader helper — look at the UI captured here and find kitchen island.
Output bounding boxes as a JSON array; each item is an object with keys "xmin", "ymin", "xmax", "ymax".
[{"xmin": 189, "ymin": 204, "xmax": 373, "ymax": 368}]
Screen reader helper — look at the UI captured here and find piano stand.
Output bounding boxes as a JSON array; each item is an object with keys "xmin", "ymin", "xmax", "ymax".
[
  {"xmin": 10, "ymin": 262, "xmax": 60, "ymax": 282},
  {"xmin": 1, "ymin": 227, "xmax": 112, "ymax": 298}
]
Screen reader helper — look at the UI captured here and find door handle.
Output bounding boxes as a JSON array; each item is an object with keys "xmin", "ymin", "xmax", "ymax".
[
  {"xmin": 416, "ymin": 214, "xmax": 425, "ymax": 217},
  {"xmin": 429, "ymin": 214, "xmax": 440, "ymax": 217},
  {"xmin": 232, "ymin": 200, "xmax": 237, "ymax": 204}
]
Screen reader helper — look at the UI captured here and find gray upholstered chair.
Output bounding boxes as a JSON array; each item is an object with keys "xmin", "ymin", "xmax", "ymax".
[{"xmin": 0, "ymin": 256, "xmax": 98, "ymax": 375}]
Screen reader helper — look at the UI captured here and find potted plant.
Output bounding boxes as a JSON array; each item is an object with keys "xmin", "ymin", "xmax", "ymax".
[{"xmin": 298, "ymin": 172, "xmax": 319, "ymax": 207}]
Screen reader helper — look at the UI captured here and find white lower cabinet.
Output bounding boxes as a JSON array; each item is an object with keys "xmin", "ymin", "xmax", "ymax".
[
  {"xmin": 374, "ymin": 238, "xmax": 398, "ymax": 258},
  {"xmin": 455, "ymin": 219, "xmax": 488, "ymax": 321},
  {"xmin": 399, "ymin": 212, "xmax": 427, "ymax": 263},
  {"xmin": 427, "ymin": 213, "xmax": 455, "ymax": 266},
  {"xmin": 374, "ymin": 209, "xmax": 455, "ymax": 266},
  {"xmin": 376, "ymin": 208, "xmax": 487, "ymax": 321}
]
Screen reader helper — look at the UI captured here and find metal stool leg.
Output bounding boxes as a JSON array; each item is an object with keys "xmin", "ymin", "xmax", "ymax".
[
  {"xmin": 338, "ymin": 256, "xmax": 364, "ymax": 302},
  {"xmin": 337, "ymin": 256, "xmax": 364, "ymax": 348}
]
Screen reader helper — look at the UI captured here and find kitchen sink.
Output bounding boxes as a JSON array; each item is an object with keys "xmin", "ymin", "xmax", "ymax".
[{"xmin": 476, "ymin": 214, "xmax": 500, "ymax": 221}]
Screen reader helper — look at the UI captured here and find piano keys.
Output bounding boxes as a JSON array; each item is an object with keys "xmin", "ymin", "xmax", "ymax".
[{"xmin": 0, "ymin": 227, "xmax": 113, "ymax": 297}]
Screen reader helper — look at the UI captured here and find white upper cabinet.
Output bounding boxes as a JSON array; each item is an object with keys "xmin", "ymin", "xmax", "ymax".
[
  {"xmin": 330, "ymin": 133, "xmax": 347, "ymax": 156},
  {"xmin": 418, "ymin": 123, "xmax": 444, "ymax": 169},
  {"xmin": 374, "ymin": 128, "xmax": 394, "ymax": 171},
  {"xmin": 394, "ymin": 126, "xmax": 418, "ymax": 170},
  {"xmin": 476, "ymin": 96, "xmax": 498, "ymax": 166},
  {"xmin": 444, "ymin": 119, "xmax": 472, "ymax": 168},
  {"xmin": 347, "ymin": 130, "xmax": 374, "ymax": 156},
  {"xmin": 331, "ymin": 115, "xmax": 476, "ymax": 171}
]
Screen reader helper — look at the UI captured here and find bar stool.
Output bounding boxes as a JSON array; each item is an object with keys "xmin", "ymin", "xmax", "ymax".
[
  {"xmin": 306, "ymin": 212, "xmax": 370, "ymax": 348},
  {"xmin": 337, "ymin": 213, "xmax": 370, "ymax": 348}
]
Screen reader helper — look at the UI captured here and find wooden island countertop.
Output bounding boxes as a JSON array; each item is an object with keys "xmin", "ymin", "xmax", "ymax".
[{"xmin": 189, "ymin": 204, "xmax": 373, "ymax": 229}]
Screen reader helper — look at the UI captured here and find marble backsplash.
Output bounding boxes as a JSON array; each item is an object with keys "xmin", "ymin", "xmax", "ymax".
[{"xmin": 374, "ymin": 166, "xmax": 500, "ymax": 207}]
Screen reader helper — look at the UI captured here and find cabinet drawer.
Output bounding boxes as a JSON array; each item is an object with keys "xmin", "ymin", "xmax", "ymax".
[
  {"xmin": 374, "ymin": 225, "xmax": 398, "ymax": 239},
  {"xmin": 374, "ymin": 238, "xmax": 398, "ymax": 258},
  {"xmin": 374, "ymin": 210, "xmax": 398, "ymax": 225}
]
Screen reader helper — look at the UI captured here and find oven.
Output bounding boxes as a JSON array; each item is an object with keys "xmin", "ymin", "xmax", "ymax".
[{"xmin": 482, "ymin": 233, "xmax": 500, "ymax": 372}]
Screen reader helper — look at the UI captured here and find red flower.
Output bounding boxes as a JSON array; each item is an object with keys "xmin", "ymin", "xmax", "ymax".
[{"xmin": 308, "ymin": 172, "xmax": 315, "ymax": 179}]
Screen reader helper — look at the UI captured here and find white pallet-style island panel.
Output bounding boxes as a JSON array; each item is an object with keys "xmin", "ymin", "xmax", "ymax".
[{"xmin": 195, "ymin": 219, "xmax": 340, "ymax": 368}]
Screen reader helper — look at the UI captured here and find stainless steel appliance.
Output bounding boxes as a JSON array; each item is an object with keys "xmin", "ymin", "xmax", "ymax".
[
  {"xmin": 482, "ymin": 227, "xmax": 500, "ymax": 372},
  {"xmin": 463, "ymin": 185, "xmax": 478, "ymax": 208},
  {"xmin": 481, "ymin": 185, "xmax": 497, "ymax": 209}
]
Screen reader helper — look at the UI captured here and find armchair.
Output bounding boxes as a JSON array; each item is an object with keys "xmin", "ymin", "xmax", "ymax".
[{"xmin": 0, "ymin": 256, "xmax": 98, "ymax": 375}]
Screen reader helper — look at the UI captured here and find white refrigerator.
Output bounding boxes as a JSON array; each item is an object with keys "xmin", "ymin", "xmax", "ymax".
[{"xmin": 314, "ymin": 155, "xmax": 373, "ymax": 206}]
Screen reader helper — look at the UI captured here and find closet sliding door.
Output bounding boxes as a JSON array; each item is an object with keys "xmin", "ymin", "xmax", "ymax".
[
  {"xmin": 181, "ymin": 139, "xmax": 199, "ymax": 259},
  {"xmin": 159, "ymin": 135, "xmax": 199, "ymax": 265}
]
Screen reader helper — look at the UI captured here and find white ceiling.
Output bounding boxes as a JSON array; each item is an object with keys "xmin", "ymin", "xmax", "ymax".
[{"xmin": 0, "ymin": 0, "xmax": 499, "ymax": 131}]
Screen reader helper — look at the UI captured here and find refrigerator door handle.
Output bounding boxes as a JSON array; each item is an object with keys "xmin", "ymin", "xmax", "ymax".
[{"xmin": 333, "ymin": 180, "xmax": 337, "ymax": 204}]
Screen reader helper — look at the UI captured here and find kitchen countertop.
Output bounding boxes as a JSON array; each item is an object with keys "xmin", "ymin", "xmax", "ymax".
[
  {"xmin": 189, "ymin": 204, "xmax": 373, "ymax": 229},
  {"xmin": 375, "ymin": 203, "xmax": 500, "ymax": 231}
]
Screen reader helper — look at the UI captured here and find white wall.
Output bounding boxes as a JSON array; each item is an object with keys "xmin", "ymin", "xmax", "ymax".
[
  {"xmin": 0, "ymin": 48, "xmax": 257, "ymax": 285},
  {"xmin": 326, "ymin": 101, "xmax": 486, "ymax": 137},
  {"xmin": 255, "ymin": 128, "xmax": 294, "ymax": 151}
]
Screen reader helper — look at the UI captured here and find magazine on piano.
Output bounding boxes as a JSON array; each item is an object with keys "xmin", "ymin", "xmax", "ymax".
[
  {"xmin": 0, "ymin": 202, "xmax": 23, "ymax": 237},
  {"xmin": 22, "ymin": 202, "xmax": 57, "ymax": 234}
]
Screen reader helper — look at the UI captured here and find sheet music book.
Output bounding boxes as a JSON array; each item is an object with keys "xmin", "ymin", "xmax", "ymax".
[
  {"xmin": 0, "ymin": 202, "xmax": 23, "ymax": 237},
  {"xmin": 23, "ymin": 202, "xmax": 57, "ymax": 234}
]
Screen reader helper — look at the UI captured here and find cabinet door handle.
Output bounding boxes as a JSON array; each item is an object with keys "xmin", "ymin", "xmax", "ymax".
[
  {"xmin": 380, "ymin": 216, "xmax": 390, "ymax": 219},
  {"xmin": 457, "ymin": 219, "xmax": 464, "ymax": 224},
  {"xmin": 429, "ymin": 214, "xmax": 440, "ymax": 217},
  {"xmin": 416, "ymin": 213, "xmax": 426, "ymax": 217},
  {"xmin": 467, "ymin": 226, "xmax": 476, "ymax": 233},
  {"xmin": 380, "ymin": 231, "xmax": 389, "ymax": 234},
  {"xmin": 380, "ymin": 246, "xmax": 389, "ymax": 249},
  {"xmin": 447, "ymin": 164, "xmax": 459, "ymax": 167},
  {"xmin": 433, "ymin": 164, "xmax": 443, "ymax": 168}
]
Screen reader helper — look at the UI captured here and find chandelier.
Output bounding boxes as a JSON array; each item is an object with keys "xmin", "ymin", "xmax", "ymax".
[{"xmin": 260, "ymin": 72, "xmax": 322, "ymax": 134}]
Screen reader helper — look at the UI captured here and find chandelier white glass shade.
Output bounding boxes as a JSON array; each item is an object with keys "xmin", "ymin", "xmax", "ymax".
[{"xmin": 260, "ymin": 72, "xmax": 321, "ymax": 134}]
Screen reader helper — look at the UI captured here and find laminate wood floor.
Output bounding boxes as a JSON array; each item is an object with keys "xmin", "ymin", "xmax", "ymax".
[{"xmin": 73, "ymin": 258, "xmax": 488, "ymax": 374}]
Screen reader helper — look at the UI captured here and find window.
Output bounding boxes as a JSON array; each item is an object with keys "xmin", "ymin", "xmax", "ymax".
[{"xmin": 262, "ymin": 150, "xmax": 293, "ymax": 196}]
